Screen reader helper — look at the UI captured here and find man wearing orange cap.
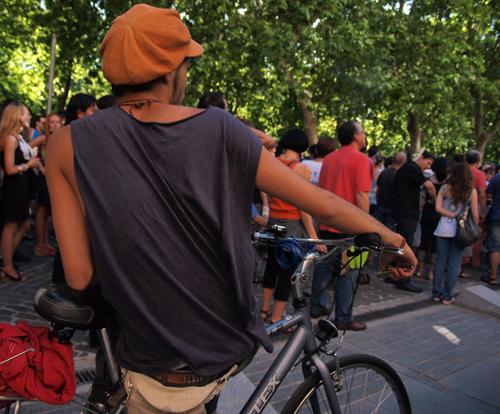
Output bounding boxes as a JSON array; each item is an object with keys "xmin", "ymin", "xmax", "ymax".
[{"xmin": 46, "ymin": 4, "xmax": 417, "ymax": 413}]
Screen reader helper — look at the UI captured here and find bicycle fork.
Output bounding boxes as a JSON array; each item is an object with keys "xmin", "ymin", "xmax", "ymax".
[{"xmin": 302, "ymin": 354, "xmax": 342, "ymax": 414}]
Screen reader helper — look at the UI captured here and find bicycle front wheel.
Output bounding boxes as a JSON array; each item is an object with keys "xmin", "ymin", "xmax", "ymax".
[{"xmin": 281, "ymin": 354, "xmax": 411, "ymax": 414}]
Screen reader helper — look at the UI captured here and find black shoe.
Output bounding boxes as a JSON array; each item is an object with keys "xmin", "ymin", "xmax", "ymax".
[
  {"xmin": 395, "ymin": 279, "xmax": 423, "ymax": 293},
  {"xmin": 310, "ymin": 306, "xmax": 330, "ymax": 318},
  {"xmin": 13, "ymin": 251, "xmax": 31, "ymax": 263},
  {"xmin": 383, "ymin": 276, "xmax": 397, "ymax": 284}
]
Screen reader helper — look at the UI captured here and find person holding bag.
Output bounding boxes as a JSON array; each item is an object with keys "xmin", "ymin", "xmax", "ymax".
[{"xmin": 433, "ymin": 163, "xmax": 479, "ymax": 304}]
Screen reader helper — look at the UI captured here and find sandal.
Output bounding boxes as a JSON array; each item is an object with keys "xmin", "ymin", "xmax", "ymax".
[
  {"xmin": 1, "ymin": 268, "xmax": 25, "ymax": 282},
  {"xmin": 260, "ymin": 309, "xmax": 271, "ymax": 322},
  {"xmin": 481, "ymin": 276, "xmax": 500, "ymax": 286}
]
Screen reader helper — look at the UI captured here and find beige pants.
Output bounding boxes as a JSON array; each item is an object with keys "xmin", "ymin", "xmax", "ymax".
[{"xmin": 123, "ymin": 366, "xmax": 236, "ymax": 414}]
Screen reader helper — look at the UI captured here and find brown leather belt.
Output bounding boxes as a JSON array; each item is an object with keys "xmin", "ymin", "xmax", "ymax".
[{"xmin": 151, "ymin": 369, "xmax": 222, "ymax": 388}]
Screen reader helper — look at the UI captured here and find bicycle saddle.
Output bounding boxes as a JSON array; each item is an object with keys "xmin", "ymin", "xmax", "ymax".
[{"xmin": 34, "ymin": 284, "xmax": 114, "ymax": 330}]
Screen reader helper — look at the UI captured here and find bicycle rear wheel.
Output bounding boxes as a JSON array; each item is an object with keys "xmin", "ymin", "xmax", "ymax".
[{"xmin": 281, "ymin": 354, "xmax": 411, "ymax": 414}]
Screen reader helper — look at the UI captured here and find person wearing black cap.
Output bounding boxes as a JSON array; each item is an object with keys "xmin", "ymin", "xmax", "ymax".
[
  {"xmin": 46, "ymin": 4, "xmax": 417, "ymax": 413},
  {"xmin": 260, "ymin": 128, "xmax": 326, "ymax": 326}
]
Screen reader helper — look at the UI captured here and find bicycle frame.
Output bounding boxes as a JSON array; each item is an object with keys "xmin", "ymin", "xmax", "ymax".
[{"xmin": 240, "ymin": 250, "xmax": 343, "ymax": 414}]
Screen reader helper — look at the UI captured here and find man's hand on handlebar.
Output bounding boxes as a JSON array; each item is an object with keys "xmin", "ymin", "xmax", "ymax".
[
  {"xmin": 380, "ymin": 238, "xmax": 418, "ymax": 280},
  {"xmin": 315, "ymin": 244, "xmax": 328, "ymax": 254}
]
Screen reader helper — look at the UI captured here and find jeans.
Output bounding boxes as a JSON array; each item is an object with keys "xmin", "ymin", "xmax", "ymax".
[
  {"xmin": 310, "ymin": 231, "xmax": 356, "ymax": 324},
  {"xmin": 433, "ymin": 237, "xmax": 465, "ymax": 300}
]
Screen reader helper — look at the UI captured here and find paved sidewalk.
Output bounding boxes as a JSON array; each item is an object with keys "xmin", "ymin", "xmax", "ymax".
[{"xmin": 1, "ymin": 238, "xmax": 499, "ymax": 413}]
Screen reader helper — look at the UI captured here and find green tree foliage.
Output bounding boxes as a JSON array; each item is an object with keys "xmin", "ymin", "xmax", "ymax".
[{"xmin": 0, "ymin": 0, "xmax": 498, "ymax": 159}]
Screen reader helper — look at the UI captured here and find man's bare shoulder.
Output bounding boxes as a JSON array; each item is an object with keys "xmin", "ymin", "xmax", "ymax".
[{"xmin": 46, "ymin": 125, "xmax": 73, "ymax": 168}]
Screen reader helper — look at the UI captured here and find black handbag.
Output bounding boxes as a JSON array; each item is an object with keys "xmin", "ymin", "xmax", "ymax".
[{"xmin": 455, "ymin": 201, "xmax": 481, "ymax": 248}]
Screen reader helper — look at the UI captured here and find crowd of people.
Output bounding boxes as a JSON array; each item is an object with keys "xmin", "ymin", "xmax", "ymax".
[
  {"xmin": 0, "ymin": 93, "xmax": 115, "ymax": 280},
  {"xmin": 249, "ymin": 121, "xmax": 500, "ymax": 330},
  {"xmin": 1, "ymin": 93, "xmax": 499, "ymax": 322}
]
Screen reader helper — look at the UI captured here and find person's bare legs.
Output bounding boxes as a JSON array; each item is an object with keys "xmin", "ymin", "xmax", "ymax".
[
  {"xmin": 1, "ymin": 222, "xmax": 20, "ymax": 277},
  {"xmin": 261, "ymin": 287, "xmax": 274, "ymax": 319},
  {"xmin": 13, "ymin": 220, "xmax": 30, "ymax": 252},
  {"xmin": 489, "ymin": 252, "xmax": 500, "ymax": 282},
  {"xmin": 270, "ymin": 300, "xmax": 287, "ymax": 323},
  {"xmin": 34, "ymin": 205, "xmax": 45, "ymax": 250}
]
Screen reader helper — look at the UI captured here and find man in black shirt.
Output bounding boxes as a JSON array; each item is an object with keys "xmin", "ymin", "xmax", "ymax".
[
  {"xmin": 387, "ymin": 150, "xmax": 436, "ymax": 292},
  {"xmin": 375, "ymin": 151, "xmax": 407, "ymax": 230}
]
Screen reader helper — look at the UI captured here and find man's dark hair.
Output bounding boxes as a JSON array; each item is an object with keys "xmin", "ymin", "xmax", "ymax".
[
  {"xmin": 65, "ymin": 93, "xmax": 96, "ymax": 125},
  {"xmin": 368, "ymin": 145, "xmax": 379, "ymax": 158},
  {"xmin": 111, "ymin": 76, "xmax": 166, "ymax": 98},
  {"xmin": 30, "ymin": 114, "xmax": 44, "ymax": 129},
  {"xmin": 421, "ymin": 150, "xmax": 434, "ymax": 160},
  {"xmin": 384, "ymin": 156, "xmax": 394, "ymax": 168},
  {"xmin": 197, "ymin": 92, "xmax": 226, "ymax": 109},
  {"xmin": 337, "ymin": 121, "xmax": 360, "ymax": 146},
  {"xmin": 465, "ymin": 149, "xmax": 481, "ymax": 165},
  {"xmin": 277, "ymin": 128, "xmax": 309, "ymax": 155},
  {"xmin": 315, "ymin": 136, "xmax": 336, "ymax": 158},
  {"xmin": 97, "ymin": 94, "xmax": 117, "ymax": 110},
  {"xmin": 453, "ymin": 153, "xmax": 465, "ymax": 163},
  {"xmin": 431, "ymin": 156, "xmax": 449, "ymax": 182}
]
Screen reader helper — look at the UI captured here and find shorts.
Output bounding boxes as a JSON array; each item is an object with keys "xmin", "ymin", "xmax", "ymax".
[{"xmin": 487, "ymin": 221, "xmax": 500, "ymax": 252}]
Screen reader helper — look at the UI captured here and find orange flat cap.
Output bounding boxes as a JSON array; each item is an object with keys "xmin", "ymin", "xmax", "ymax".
[{"xmin": 100, "ymin": 4, "xmax": 204, "ymax": 85}]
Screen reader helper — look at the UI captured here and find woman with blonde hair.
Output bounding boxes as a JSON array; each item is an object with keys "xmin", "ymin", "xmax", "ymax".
[
  {"xmin": 433, "ymin": 162, "xmax": 479, "ymax": 304},
  {"xmin": 29, "ymin": 112, "xmax": 62, "ymax": 256},
  {"xmin": 0, "ymin": 102, "xmax": 40, "ymax": 281}
]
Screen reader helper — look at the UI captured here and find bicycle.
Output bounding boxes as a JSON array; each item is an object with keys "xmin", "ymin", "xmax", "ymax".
[{"xmin": 1, "ymin": 229, "xmax": 412, "ymax": 414}]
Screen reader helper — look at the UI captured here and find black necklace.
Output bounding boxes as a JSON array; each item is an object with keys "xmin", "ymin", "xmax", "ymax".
[{"xmin": 118, "ymin": 98, "xmax": 163, "ymax": 115}]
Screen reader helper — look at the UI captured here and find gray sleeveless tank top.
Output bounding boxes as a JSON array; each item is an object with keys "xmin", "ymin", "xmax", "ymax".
[{"xmin": 71, "ymin": 105, "xmax": 271, "ymax": 376}]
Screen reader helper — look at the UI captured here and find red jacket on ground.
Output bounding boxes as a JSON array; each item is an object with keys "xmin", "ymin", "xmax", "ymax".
[{"xmin": 0, "ymin": 321, "xmax": 76, "ymax": 405}]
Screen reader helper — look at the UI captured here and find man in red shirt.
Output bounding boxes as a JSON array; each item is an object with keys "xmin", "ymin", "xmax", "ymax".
[
  {"xmin": 466, "ymin": 150, "xmax": 487, "ymax": 268},
  {"xmin": 310, "ymin": 121, "xmax": 372, "ymax": 330}
]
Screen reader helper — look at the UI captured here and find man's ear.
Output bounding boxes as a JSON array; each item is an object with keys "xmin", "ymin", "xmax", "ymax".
[{"xmin": 76, "ymin": 109, "xmax": 83, "ymax": 119}]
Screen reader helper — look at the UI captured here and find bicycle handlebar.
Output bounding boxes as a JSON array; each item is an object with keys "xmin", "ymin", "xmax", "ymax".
[{"xmin": 252, "ymin": 231, "xmax": 404, "ymax": 256}]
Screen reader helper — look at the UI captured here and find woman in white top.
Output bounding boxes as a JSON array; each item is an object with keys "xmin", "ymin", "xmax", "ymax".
[
  {"xmin": 302, "ymin": 136, "xmax": 336, "ymax": 185},
  {"xmin": 433, "ymin": 163, "xmax": 479, "ymax": 304}
]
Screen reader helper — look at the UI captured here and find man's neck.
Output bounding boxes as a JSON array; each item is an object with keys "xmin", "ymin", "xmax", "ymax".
[
  {"xmin": 117, "ymin": 93, "xmax": 202, "ymax": 123},
  {"xmin": 280, "ymin": 150, "xmax": 300, "ymax": 162},
  {"xmin": 342, "ymin": 142, "xmax": 360, "ymax": 151}
]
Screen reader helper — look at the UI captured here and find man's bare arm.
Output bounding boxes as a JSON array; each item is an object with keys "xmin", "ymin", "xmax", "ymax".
[
  {"xmin": 477, "ymin": 188, "xmax": 487, "ymax": 219},
  {"xmin": 355, "ymin": 191, "xmax": 370, "ymax": 213},
  {"xmin": 255, "ymin": 148, "xmax": 417, "ymax": 277},
  {"xmin": 423, "ymin": 180, "xmax": 436, "ymax": 200},
  {"xmin": 46, "ymin": 126, "xmax": 94, "ymax": 290}
]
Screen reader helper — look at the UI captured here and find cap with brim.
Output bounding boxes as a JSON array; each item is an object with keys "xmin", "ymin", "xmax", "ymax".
[{"xmin": 100, "ymin": 4, "xmax": 204, "ymax": 85}]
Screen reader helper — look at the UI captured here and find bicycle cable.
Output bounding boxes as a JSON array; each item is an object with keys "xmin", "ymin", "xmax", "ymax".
[{"xmin": 275, "ymin": 238, "xmax": 313, "ymax": 269}]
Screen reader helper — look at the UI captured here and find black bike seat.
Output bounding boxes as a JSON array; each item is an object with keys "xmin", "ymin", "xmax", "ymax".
[{"xmin": 34, "ymin": 284, "xmax": 114, "ymax": 330}]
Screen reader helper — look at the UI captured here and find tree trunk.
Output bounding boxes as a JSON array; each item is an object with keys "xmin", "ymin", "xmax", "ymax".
[
  {"xmin": 472, "ymin": 86, "xmax": 500, "ymax": 159},
  {"xmin": 298, "ymin": 92, "xmax": 318, "ymax": 144},
  {"xmin": 407, "ymin": 111, "xmax": 421, "ymax": 155},
  {"xmin": 279, "ymin": 55, "xmax": 318, "ymax": 144},
  {"xmin": 57, "ymin": 65, "xmax": 73, "ymax": 112}
]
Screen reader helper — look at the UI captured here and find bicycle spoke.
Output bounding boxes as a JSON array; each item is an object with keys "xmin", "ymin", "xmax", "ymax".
[
  {"xmin": 344, "ymin": 366, "xmax": 357, "ymax": 414},
  {"xmin": 359, "ymin": 368, "xmax": 369, "ymax": 413},
  {"xmin": 370, "ymin": 382, "xmax": 393, "ymax": 414},
  {"xmin": 284, "ymin": 356, "xmax": 410, "ymax": 414}
]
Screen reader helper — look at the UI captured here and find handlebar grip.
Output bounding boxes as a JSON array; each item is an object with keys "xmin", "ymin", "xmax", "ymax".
[{"xmin": 353, "ymin": 233, "xmax": 382, "ymax": 249}]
